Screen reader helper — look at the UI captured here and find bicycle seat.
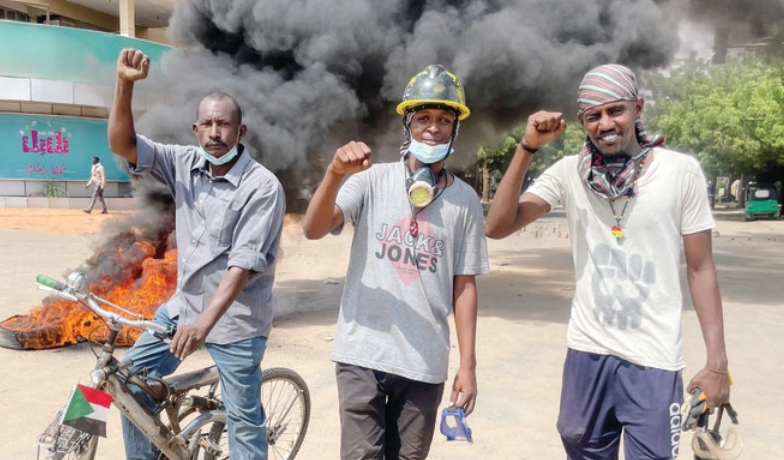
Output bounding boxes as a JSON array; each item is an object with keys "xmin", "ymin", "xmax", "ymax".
[
  {"xmin": 143, "ymin": 379, "xmax": 170, "ymax": 401},
  {"xmin": 124, "ymin": 372, "xmax": 170, "ymax": 401}
]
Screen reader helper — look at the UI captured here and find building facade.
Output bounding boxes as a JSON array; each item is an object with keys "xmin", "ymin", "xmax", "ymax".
[{"xmin": 0, "ymin": 0, "xmax": 174, "ymax": 208}]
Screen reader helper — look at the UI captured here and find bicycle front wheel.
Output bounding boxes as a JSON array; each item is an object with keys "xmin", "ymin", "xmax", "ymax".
[
  {"xmin": 263, "ymin": 367, "xmax": 311, "ymax": 460},
  {"xmin": 189, "ymin": 367, "xmax": 310, "ymax": 460}
]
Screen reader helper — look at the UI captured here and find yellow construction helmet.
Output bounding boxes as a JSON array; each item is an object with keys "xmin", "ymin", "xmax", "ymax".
[{"xmin": 396, "ymin": 64, "xmax": 470, "ymax": 120}]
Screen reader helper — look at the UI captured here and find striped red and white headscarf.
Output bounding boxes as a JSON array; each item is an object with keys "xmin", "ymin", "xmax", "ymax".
[{"xmin": 576, "ymin": 64, "xmax": 663, "ymax": 200}]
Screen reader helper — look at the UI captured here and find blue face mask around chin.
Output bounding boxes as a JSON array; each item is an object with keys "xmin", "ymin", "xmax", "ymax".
[
  {"xmin": 198, "ymin": 142, "xmax": 240, "ymax": 166},
  {"xmin": 407, "ymin": 138, "xmax": 453, "ymax": 164}
]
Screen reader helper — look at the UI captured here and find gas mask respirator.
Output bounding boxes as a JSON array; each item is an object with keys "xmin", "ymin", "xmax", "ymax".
[
  {"xmin": 404, "ymin": 139, "xmax": 452, "ymax": 208},
  {"xmin": 406, "ymin": 165, "xmax": 438, "ymax": 209}
]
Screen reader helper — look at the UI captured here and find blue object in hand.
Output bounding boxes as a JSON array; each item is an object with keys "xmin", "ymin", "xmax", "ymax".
[{"xmin": 440, "ymin": 407, "xmax": 473, "ymax": 443}]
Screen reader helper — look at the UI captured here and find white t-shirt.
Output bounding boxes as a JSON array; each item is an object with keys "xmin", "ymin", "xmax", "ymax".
[
  {"xmin": 528, "ymin": 148, "xmax": 714, "ymax": 370},
  {"xmin": 333, "ymin": 161, "xmax": 489, "ymax": 383}
]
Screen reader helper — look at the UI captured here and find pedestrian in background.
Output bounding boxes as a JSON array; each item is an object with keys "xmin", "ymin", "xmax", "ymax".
[{"xmin": 84, "ymin": 156, "xmax": 108, "ymax": 214}]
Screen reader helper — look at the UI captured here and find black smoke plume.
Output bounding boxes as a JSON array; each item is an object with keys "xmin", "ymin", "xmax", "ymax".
[
  {"xmin": 685, "ymin": 0, "xmax": 784, "ymax": 29},
  {"xmin": 136, "ymin": 0, "xmax": 680, "ymax": 208},
  {"xmin": 675, "ymin": 0, "xmax": 784, "ymax": 63}
]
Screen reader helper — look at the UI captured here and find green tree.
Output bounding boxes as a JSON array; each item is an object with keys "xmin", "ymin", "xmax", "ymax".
[
  {"xmin": 476, "ymin": 57, "xmax": 784, "ymax": 202},
  {"xmin": 474, "ymin": 123, "xmax": 585, "ymax": 200},
  {"xmin": 642, "ymin": 56, "xmax": 784, "ymax": 181}
]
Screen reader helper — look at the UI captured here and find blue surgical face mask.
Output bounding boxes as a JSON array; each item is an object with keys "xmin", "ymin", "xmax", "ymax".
[
  {"xmin": 198, "ymin": 126, "xmax": 241, "ymax": 166},
  {"xmin": 199, "ymin": 143, "xmax": 240, "ymax": 165},
  {"xmin": 407, "ymin": 138, "xmax": 452, "ymax": 164}
]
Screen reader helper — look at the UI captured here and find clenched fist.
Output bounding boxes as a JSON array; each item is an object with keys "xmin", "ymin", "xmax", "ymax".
[
  {"xmin": 328, "ymin": 141, "xmax": 373, "ymax": 176},
  {"xmin": 522, "ymin": 111, "xmax": 567, "ymax": 150},
  {"xmin": 117, "ymin": 48, "xmax": 150, "ymax": 83}
]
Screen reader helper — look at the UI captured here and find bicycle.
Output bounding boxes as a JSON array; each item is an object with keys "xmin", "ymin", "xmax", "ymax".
[{"xmin": 35, "ymin": 271, "xmax": 311, "ymax": 460}]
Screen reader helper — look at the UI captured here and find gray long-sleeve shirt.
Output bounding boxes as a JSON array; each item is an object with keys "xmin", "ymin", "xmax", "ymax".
[{"xmin": 128, "ymin": 135, "xmax": 286, "ymax": 344}]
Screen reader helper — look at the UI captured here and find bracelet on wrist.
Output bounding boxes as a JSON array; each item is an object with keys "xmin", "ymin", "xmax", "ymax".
[
  {"xmin": 707, "ymin": 369, "xmax": 728, "ymax": 374},
  {"xmin": 706, "ymin": 368, "xmax": 733, "ymax": 385},
  {"xmin": 520, "ymin": 141, "xmax": 539, "ymax": 154}
]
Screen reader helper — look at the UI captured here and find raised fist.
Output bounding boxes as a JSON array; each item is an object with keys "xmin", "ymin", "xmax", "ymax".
[
  {"xmin": 117, "ymin": 48, "xmax": 150, "ymax": 83},
  {"xmin": 522, "ymin": 111, "xmax": 567, "ymax": 150},
  {"xmin": 329, "ymin": 141, "xmax": 372, "ymax": 176}
]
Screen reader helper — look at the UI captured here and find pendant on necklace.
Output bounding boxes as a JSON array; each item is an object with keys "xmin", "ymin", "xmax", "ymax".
[
  {"xmin": 410, "ymin": 220, "xmax": 419, "ymax": 238},
  {"xmin": 610, "ymin": 225, "xmax": 624, "ymax": 242}
]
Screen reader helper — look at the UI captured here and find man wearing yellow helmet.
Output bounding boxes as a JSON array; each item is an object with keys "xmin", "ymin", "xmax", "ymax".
[{"xmin": 303, "ymin": 64, "xmax": 488, "ymax": 459}]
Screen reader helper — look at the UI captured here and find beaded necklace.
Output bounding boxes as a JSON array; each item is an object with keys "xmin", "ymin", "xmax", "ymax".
[{"xmin": 608, "ymin": 153, "xmax": 647, "ymax": 242}]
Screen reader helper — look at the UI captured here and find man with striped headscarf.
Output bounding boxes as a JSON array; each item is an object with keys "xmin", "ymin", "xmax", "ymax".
[{"xmin": 486, "ymin": 64, "xmax": 731, "ymax": 460}]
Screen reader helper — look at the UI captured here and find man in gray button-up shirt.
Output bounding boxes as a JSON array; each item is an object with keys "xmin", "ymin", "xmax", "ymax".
[{"xmin": 109, "ymin": 48, "xmax": 285, "ymax": 460}]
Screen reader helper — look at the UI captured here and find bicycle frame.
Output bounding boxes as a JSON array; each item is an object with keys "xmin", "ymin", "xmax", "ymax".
[
  {"xmin": 39, "ymin": 271, "xmax": 312, "ymax": 460},
  {"xmin": 38, "ymin": 274, "xmax": 226, "ymax": 460},
  {"xmin": 90, "ymin": 338, "xmax": 224, "ymax": 459}
]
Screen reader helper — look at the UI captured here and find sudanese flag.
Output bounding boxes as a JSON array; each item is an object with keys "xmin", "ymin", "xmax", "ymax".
[{"xmin": 61, "ymin": 384, "xmax": 112, "ymax": 437}]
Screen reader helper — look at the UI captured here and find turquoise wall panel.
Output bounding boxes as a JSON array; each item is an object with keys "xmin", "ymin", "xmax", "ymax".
[
  {"xmin": 0, "ymin": 113, "xmax": 129, "ymax": 181},
  {"xmin": 0, "ymin": 21, "xmax": 170, "ymax": 85}
]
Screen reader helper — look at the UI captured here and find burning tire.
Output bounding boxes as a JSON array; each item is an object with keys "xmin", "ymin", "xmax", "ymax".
[
  {"xmin": 0, "ymin": 323, "xmax": 24, "ymax": 350},
  {"xmin": 0, "ymin": 311, "xmax": 77, "ymax": 350}
]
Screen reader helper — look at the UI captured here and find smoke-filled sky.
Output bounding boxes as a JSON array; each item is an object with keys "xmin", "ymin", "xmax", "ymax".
[
  {"xmin": 686, "ymin": 0, "xmax": 784, "ymax": 28},
  {"xmin": 678, "ymin": 0, "xmax": 784, "ymax": 61},
  {"xmin": 136, "ymin": 0, "xmax": 682, "ymax": 175},
  {"xmin": 129, "ymin": 0, "xmax": 784, "ymax": 192}
]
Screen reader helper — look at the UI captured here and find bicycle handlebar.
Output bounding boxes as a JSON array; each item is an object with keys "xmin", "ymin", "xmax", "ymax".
[
  {"xmin": 36, "ymin": 274, "xmax": 68, "ymax": 292},
  {"xmin": 37, "ymin": 273, "xmax": 170, "ymax": 336}
]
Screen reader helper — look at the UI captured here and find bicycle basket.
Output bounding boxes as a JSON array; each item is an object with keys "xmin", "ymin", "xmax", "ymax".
[{"xmin": 37, "ymin": 409, "xmax": 93, "ymax": 458}]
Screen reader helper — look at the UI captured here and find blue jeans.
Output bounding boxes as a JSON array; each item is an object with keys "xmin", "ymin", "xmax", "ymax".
[{"xmin": 121, "ymin": 305, "xmax": 268, "ymax": 460}]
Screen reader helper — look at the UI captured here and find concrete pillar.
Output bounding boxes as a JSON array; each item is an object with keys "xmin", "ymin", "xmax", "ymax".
[{"xmin": 119, "ymin": 0, "xmax": 135, "ymax": 37}]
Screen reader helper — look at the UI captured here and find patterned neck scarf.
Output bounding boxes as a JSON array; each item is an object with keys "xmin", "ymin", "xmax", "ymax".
[
  {"xmin": 577, "ymin": 122, "xmax": 663, "ymax": 200},
  {"xmin": 575, "ymin": 64, "xmax": 664, "ymax": 200}
]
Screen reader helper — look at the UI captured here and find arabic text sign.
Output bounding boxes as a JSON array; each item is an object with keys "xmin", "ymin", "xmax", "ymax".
[{"xmin": 0, "ymin": 114, "xmax": 129, "ymax": 181}]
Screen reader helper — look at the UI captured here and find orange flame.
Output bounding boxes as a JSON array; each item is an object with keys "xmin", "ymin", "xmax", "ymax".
[{"xmin": 0, "ymin": 243, "xmax": 177, "ymax": 349}]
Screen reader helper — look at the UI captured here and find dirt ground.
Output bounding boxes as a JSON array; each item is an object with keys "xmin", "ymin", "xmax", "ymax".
[{"xmin": 0, "ymin": 206, "xmax": 782, "ymax": 460}]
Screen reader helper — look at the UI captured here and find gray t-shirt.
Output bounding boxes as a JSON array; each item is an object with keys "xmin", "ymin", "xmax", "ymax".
[
  {"xmin": 129, "ymin": 135, "xmax": 286, "ymax": 344},
  {"xmin": 333, "ymin": 161, "xmax": 489, "ymax": 383}
]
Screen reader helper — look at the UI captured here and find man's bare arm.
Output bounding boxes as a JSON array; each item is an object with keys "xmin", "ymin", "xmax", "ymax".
[
  {"xmin": 108, "ymin": 49, "xmax": 150, "ymax": 165},
  {"xmin": 683, "ymin": 230, "xmax": 730, "ymax": 410},
  {"xmin": 450, "ymin": 274, "xmax": 478, "ymax": 416},
  {"xmin": 485, "ymin": 111, "xmax": 565, "ymax": 238},
  {"xmin": 169, "ymin": 266, "xmax": 251, "ymax": 359},
  {"xmin": 302, "ymin": 141, "xmax": 372, "ymax": 239}
]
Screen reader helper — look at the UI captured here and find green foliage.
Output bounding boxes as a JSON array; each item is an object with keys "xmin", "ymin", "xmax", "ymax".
[
  {"xmin": 475, "ymin": 55, "xmax": 784, "ymax": 189},
  {"xmin": 44, "ymin": 181, "xmax": 66, "ymax": 198},
  {"xmin": 476, "ymin": 123, "xmax": 586, "ymax": 177},
  {"xmin": 538, "ymin": 124, "xmax": 586, "ymax": 173},
  {"xmin": 641, "ymin": 56, "xmax": 784, "ymax": 179}
]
